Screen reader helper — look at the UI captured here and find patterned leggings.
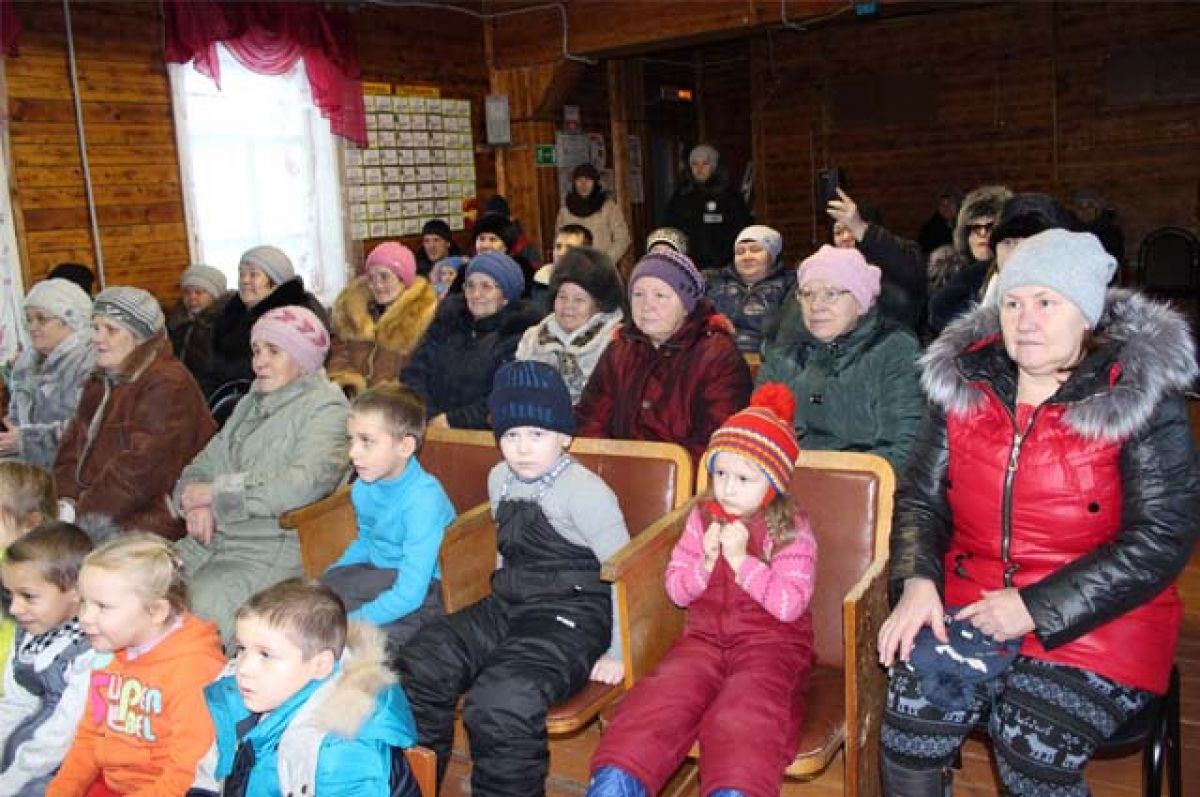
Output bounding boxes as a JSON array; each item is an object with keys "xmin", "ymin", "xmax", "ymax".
[{"xmin": 882, "ymin": 656, "xmax": 1153, "ymax": 797}]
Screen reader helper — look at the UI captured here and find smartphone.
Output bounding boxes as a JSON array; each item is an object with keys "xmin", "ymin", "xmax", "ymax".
[{"xmin": 817, "ymin": 167, "xmax": 842, "ymax": 207}]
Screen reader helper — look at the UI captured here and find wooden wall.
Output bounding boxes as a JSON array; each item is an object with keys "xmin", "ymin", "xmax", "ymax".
[
  {"xmin": 3, "ymin": 2, "xmax": 490, "ymax": 303},
  {"xmin": 6, "ymin": 2, "xmax": 187, "ymax": 299},
  {"xmin": 744, "ymin": 1, "xmax": 1200, "ymax": 268}
]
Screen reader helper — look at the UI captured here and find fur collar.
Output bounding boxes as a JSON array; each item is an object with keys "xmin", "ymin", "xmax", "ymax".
[
  {"xmin": 311, "ymin": 622, "xmax": 394, "ymax": 738},
  {"xmin": 96, "ymin": 330, "xmax": 171, "ymax": 384},
  {"xmin": 332, "ymin": 276, "xmax": 438, "ymax": 352},
  {"xmin": 922, "ymin": 289, "xmax": 1198, "ymax": 440}
]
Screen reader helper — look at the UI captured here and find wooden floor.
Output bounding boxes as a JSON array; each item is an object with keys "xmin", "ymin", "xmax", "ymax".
[{"xmin": 440, "ymin": 543, "xmax": 1200, "ymax": 796}]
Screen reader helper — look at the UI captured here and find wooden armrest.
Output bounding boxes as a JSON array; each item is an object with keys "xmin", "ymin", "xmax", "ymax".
[
  {"xmin": 438, "ymin": 503, "xmax": 497, "ymax": 613},
  {"xmin": 279, "ymin": 485, "xmax": 356, "ymax": 578},
  {"xmin": 602, "ymin": 504, "xmax": 692, "ymax": 686},
  {"xmin": 843, "ymin": 556, "xmax": 889, "ymax": 797},
  {"xmin": 403, "ymin": 746, "xmax": 437, "ymax": 797}
]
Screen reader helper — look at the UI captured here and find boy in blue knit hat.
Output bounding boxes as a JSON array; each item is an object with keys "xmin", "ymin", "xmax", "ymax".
[{"xmin": 397, "ymin": 361, "xmax": 630, "ymax": 797}]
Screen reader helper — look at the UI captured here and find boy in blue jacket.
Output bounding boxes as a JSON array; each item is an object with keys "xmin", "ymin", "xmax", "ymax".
[
  {"xmin": 322, "ymin": 384, "xmax": 456, "ymax": 648},
  {"xmin": 194, "ymin": 579, "xmax": 418, "ymax": 797}
]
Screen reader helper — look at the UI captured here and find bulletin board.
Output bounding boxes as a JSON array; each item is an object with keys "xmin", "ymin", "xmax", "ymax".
[{"xmin": 345, "ymin": 83, "xmax": 477, "ymax": 241}]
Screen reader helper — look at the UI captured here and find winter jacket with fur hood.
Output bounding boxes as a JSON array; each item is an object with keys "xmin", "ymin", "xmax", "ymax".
[
  {"xmin": 891, "ymin": 290, "xmax": 1200, "ymax": 693},
  {"xmin": 327, "ymin": 276, "xmax": 438, "ymax": 397},
  {"xmin": 167, "ymin": 292, "xmax": 232, "ymax": 386},
  {"xmin": 53, "ymin": 331, "xmax": 216, "ymax": 541},
  {"xmin": 926, "ymin": 185, "xmax": 1013, "ymax": 335},
  {"xmin": 6, "ymin": 328, "xmax": 95, "ymax": 471},
  {"xmin": 758, "ymin": 304, "xmax": 924, "ymax": 473},
  {"xmin": 199, "ymin": 278, "xmax": 330, "ymax": 397},
  {"xmin": 194, "ymin": 623, "xmax": 416, "ymax": 797},
  {"xmin": 575, "ymin": 300, "xmax": 753, "ymax": 463},
  {"xmin": 400, "ymin": 295, "xmax": 542, "ymax": 429}
]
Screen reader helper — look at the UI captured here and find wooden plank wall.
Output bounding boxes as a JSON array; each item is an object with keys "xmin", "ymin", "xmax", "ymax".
[
  {"xmin": 3, "ymin": 2, "xmax": 491, "ymax": 303},
  {"xmin": 7, "ymin": 2, "xmax": 187, "ymax": 300},
  {"xmin": 744, "ymin": 1, "xmax": 1200, "ymax": 267}
]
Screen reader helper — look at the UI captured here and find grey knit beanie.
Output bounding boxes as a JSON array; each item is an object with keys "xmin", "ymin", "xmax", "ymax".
[
  {"xmin": 997, "ymin": 229, "xmax": 1117, "ymax": 328},
  {"xmin": 239, "ymin": 245, "xmax": 294, "ymax": 286},
  {"xmin": 180, "ymin": 264, "xmax": 228, "ymax": 300},
  {"xmin": 736, "ymin": 225, "xmax": 783, "ymax": 263},
  {"xmin": 24, "ymin": 278, "xmax": 93, "ymax": 331},
  {"xmin": 93, "ymin": 287, "xmax": 165, "ymax": 341}
]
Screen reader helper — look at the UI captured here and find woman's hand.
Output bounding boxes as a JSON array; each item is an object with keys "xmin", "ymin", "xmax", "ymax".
[
  {"xmin": 719, "ymin": 521, "xmax": 749, "ymax": 572},
  {"xmin": 702, "ymin": 521, "xmax": 722, "ymax": 571},
  {"xmin": 878, "ymin": 577, "xmax": 946, "ymax": 666},
  {"xmin": 429, "ymin": 413, "xmax": 450, "ymax": 429},
  {"xmin": 186, "ymin": 506, "xmax": 216, "ymax": 545},
  {"xmin": 180, "ymin": 482, "xmax": 214, "ymax": 512},
  {"xmin": 956, "ymin": 589, "xmax": 1035, "ymax": 642},
  {"xmin": 590, "ymin": 654, "xmax": 625, "ymax": 685},
  {"xmin": 825, "ymin": 188, "xmax": 869, "ymax": 240}
]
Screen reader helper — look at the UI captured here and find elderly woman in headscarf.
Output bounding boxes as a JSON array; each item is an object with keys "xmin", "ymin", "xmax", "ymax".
[
  {"xmin": 758, "ymin": 245, "xmax": 924, "ymax": 473},
  {"xmin": 54, "ymin": 287, "xmax": 216, "ymax": 540},
  {"xmin": 175, "ymin": 306, "xmax": 350, "ymax": 640},
  {"xmin": 1, "ymin": 279, "xmax": 95, "ymax": 470}
]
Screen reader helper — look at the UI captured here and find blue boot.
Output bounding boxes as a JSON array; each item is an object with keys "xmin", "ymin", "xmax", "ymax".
[{"xmin": 586, "ymin": 766, "xmax": 647, "ymax": 797}]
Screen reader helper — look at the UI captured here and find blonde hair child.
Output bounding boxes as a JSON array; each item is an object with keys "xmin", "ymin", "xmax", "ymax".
[{"xmin": 46, "ymin": 533, "xmax": 225, "ymax": 797}]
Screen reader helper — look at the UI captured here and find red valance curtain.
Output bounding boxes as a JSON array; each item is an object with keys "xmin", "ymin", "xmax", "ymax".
[
  {"xmin": 1, "ymin": 0, "xmax": 21, "ymax": 57},
  {"xmin": 163, "ymin": 0, "xmax": 366, "ymax": 146}
]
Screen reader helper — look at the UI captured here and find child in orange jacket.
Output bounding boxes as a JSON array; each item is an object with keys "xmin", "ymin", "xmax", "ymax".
[{"xmin": 47, "ymin": 533, "xmax": 226, "ymax": 797}]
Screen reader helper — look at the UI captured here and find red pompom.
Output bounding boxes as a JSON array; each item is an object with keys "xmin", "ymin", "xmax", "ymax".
[{"xmin": 749, "ymin": 383, "xmax": 796, "ymax": 426}]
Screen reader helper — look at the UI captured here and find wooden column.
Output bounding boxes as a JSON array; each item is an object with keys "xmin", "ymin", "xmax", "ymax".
[
  {"xmin": 606, "ymin": 59, "xmax": 636, "ymax": 276},
  {"xmin": 488, "ymin": 59, "xmax": 583, "ymax": 256}
]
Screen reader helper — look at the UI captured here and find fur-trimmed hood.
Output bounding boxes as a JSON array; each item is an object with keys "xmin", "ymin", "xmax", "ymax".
[
  {"xmin": 953, "ymin": 185, "xmax": 1012, "ymax": 259},
  {"xmin": 922, "ymin": 289, "xmax": 1198, "ymax": 440},
  {"xmin": 331, "ymin": 275, "xmax": 438, "ymax": 351}
]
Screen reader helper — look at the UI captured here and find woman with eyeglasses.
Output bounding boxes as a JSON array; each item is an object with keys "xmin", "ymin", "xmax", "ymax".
[
  {"xmin": 758, "ymin": 245, "xmax": 923, "ymax": 473},
  {"xmin": 926, "ymin": 185, "xmax": 1012, "ymax": 336},
  {"xmin": 0, "ymin": 279, "xmax": 95, "ymax": 470}
]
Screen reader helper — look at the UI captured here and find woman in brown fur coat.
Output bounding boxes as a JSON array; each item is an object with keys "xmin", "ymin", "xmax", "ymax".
[{"xmin": 328, "ymin": 242, "xmax": 438, "ymax": 397}]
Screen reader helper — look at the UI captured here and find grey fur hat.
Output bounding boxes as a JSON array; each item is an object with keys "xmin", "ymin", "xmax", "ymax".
[{"xmin": 953, "ymin": 185, "xmax": 1013, "ymax": 259}]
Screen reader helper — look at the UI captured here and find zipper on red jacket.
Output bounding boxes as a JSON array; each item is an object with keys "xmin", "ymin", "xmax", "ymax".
[{"xmin": 1000, "ymin": 403, "xmax": 1044, "ymax": 587}]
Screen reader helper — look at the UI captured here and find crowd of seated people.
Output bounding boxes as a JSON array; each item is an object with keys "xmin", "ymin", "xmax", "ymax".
[{"xmin": 0, "ymin": 169, "xmax": 1195, "ymax": 797}]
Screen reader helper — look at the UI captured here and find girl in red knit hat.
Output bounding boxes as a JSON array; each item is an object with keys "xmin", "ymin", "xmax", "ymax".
[{"xmin": 588, "ymin": 384, "xmax": 818, "ymax": 797}]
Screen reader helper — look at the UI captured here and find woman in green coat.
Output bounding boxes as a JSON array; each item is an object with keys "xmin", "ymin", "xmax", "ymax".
[
  {"xmin": 758, "ymin": 245, "xmax": 924, "ymax": 474},
  {"xmin": 174, "ymin": 306, "xmax": 350, "ymax": 641}
]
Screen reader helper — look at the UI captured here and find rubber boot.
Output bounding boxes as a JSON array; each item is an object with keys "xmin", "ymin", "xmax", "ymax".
[
  {"xmin": 881, "ymin": 755, "xmax": 951, "ymax": 797},
  {"xmin": 586, "ymin": 766, "xmax": 647, "ymax": 797}
]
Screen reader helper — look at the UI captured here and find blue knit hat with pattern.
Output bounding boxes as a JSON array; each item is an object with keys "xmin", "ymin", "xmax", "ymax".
[{"xmin": 488, "ymin": 360, "xmax": 575, "ymax": 438}]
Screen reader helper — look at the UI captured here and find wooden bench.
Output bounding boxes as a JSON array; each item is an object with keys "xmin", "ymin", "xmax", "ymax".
[
  {"xmin": 602, "ymin": 450, "xmax": 894, "ymax": 797},
  {"xmin": 279, "ymin": 430, "xmax": 695, "ymax": 737}
]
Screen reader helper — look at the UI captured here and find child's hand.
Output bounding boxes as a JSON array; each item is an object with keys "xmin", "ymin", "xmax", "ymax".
[
  {"xmin": 589, "ymin": 654, "xmax": 625, "ymax": 685},
  {"xmin": 702, "ymin": 522, "xmax": 722, "ymax": 571},
  {"xmin": 719, "ymin": 521, "xmax": 749, "ymax": 572}
]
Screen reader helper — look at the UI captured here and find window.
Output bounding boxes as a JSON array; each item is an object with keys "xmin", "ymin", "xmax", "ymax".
[{"xmin": 170, "ymin": 45, "xmax": 347, "ymax": 304}]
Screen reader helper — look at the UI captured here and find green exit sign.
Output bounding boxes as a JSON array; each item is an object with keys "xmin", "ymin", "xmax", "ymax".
[{"xmin": 535, "ymin": 144, "xmax": 556, "ymax": 166}]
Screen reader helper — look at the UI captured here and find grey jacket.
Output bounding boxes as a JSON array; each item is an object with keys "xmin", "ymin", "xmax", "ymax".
[
  {"xmin": 175, "ymin": 370, "xmax": 350, "ymax": 539},
  {"xmin": 6, "ymin": 330, "xmax": 94, "ymax": 470}
]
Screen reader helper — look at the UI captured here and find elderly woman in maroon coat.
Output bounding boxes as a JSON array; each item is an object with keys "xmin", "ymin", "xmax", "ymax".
[{"xmin": 575, "ymin": 250, "xmax": 752, "ymax": 464}]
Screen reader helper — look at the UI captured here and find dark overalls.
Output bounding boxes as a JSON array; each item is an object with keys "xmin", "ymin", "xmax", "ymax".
[{"xmin": 396, "ymin": 461, "xmax": 612, "ymax": 797}]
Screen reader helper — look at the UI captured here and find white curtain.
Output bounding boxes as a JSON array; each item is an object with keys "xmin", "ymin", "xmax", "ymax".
[{"xmin": 0, "ymin": 59, "xmax": 27, "ymax": 369}]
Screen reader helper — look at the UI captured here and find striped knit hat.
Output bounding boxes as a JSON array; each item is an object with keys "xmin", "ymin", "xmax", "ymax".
[
  {"xmin": 704, "ymin": 384, "xmax": 800, "ymax": 495},
  {"xmin": 488, "ymin": 360, "xmax": 575, "ymax": 439}
]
